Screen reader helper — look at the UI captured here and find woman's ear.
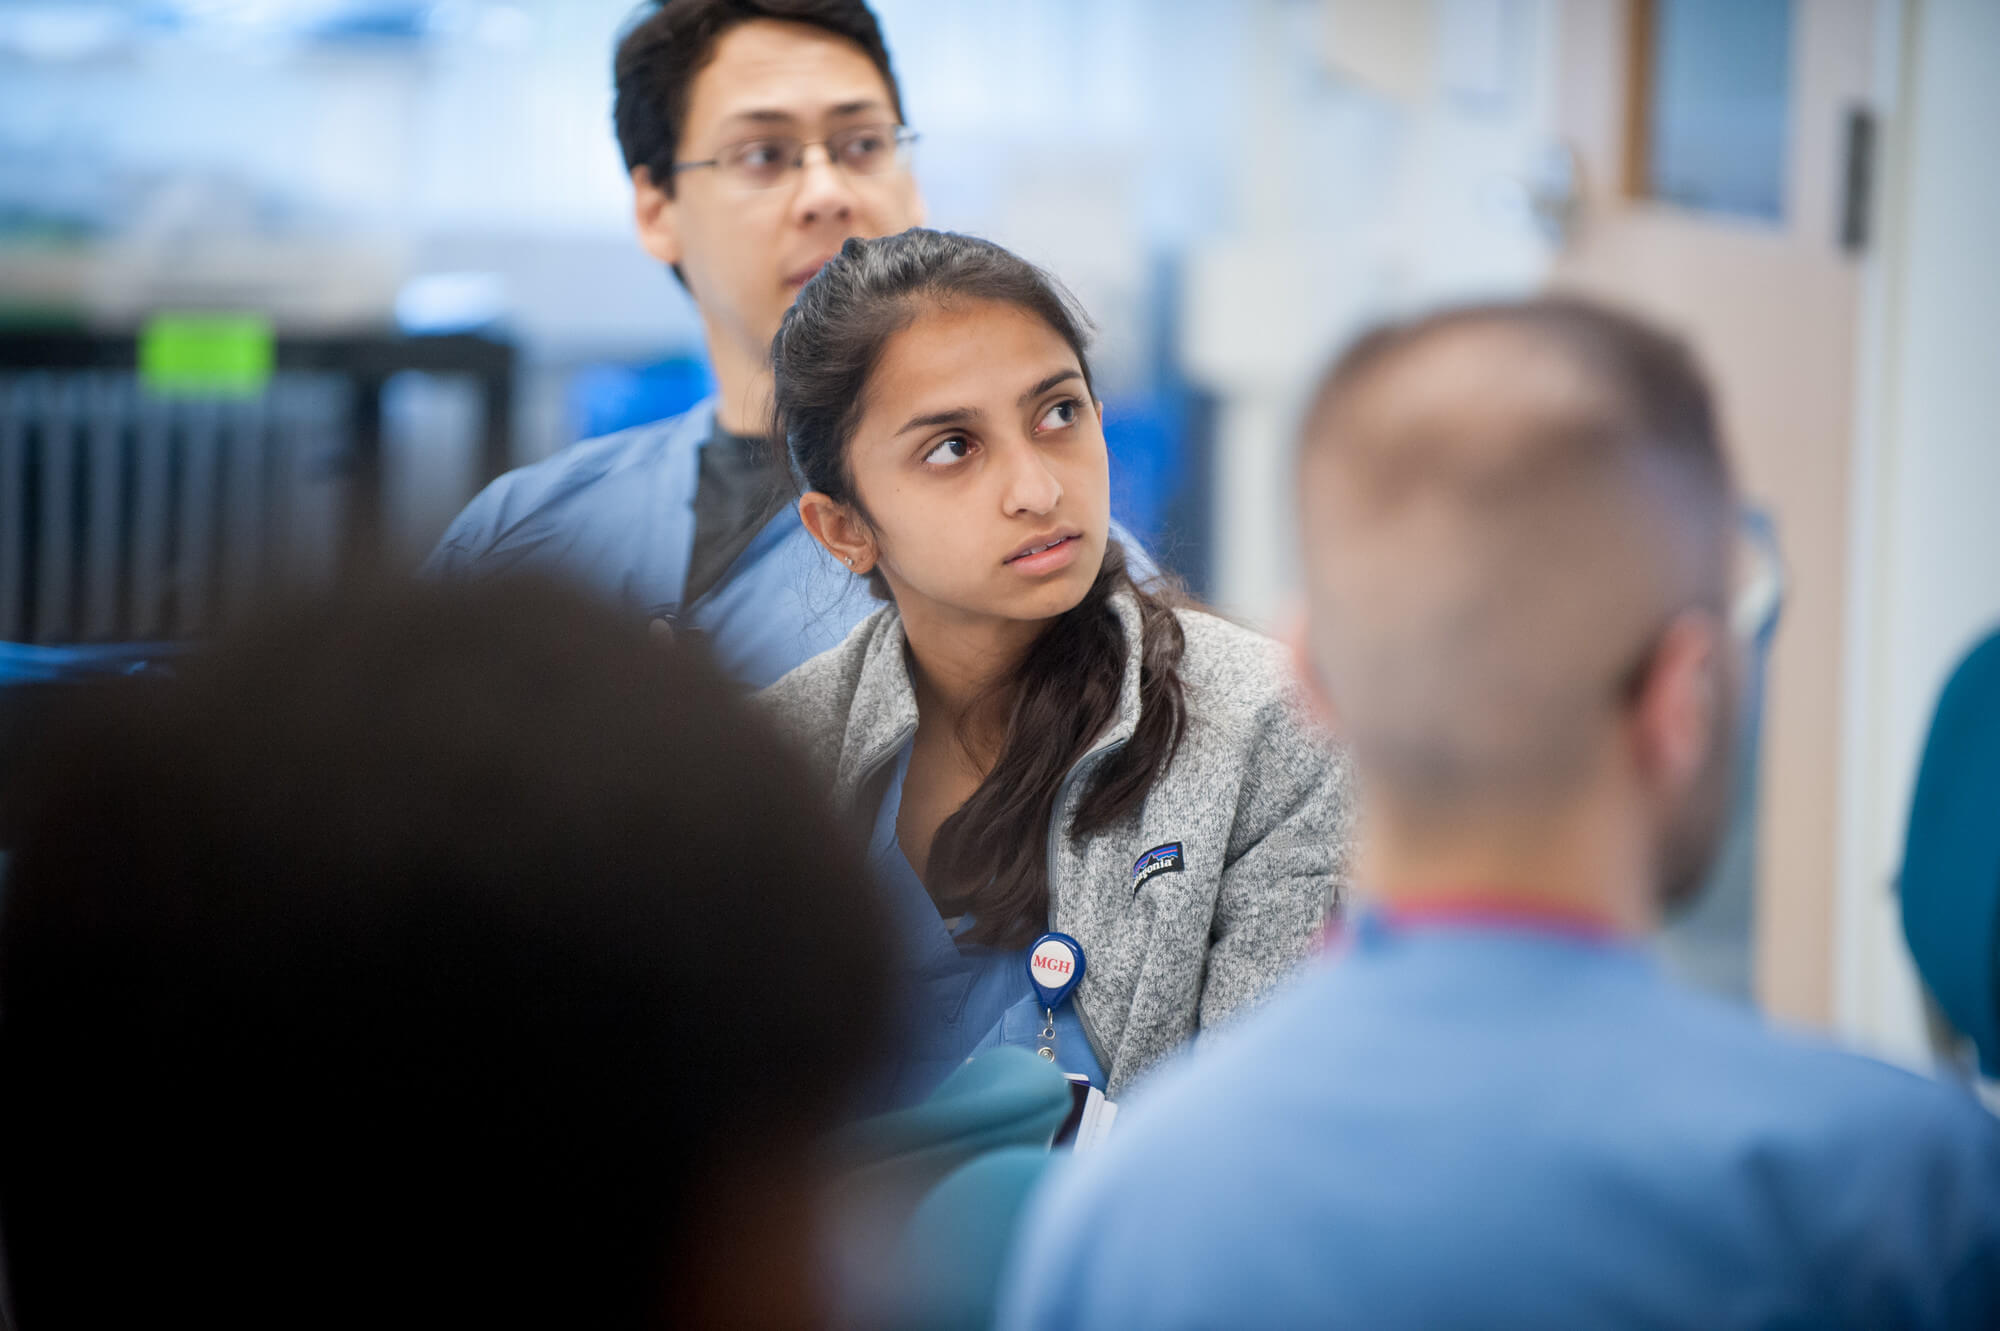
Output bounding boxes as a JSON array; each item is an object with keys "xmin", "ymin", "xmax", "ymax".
[{"xmin": 797, "ymin": 493, "xmax": 876, "ymax": 575}]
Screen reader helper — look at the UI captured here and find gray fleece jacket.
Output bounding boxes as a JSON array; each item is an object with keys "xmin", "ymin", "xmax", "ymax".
[{"xmin": 758, "ymin": 591, "xmax": 1352, "ymax": 1097}]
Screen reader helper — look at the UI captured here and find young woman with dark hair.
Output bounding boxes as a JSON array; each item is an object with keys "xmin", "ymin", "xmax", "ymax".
[{"xmin": 761, "ymin": 229, "xmax": 1350, "ymax": 1105}]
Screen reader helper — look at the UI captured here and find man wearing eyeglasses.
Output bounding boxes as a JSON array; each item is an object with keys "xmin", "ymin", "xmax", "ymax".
[{"xmin": 424, "ymin": 0, "xmax": 924, "ymax": 687}]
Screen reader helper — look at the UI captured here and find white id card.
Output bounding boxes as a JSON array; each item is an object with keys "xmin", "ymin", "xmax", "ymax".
[{"xmin": 1054, "ymin": 1074, "xmax": 1119, "ymax": 1151}]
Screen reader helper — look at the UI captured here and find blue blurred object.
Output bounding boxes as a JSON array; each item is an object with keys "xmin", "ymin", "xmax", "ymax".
[
  {"xmin": 1900, "ymin": 625, "xmax": 2000, "ymax": 1078},
  {"xmin": 394, "ymin": 272, "xmax": 509, "ymax": 334},
  {"xmin": 1120, "ymin": 252, "xmax": 1216, "ymax": 596},
  {"xmin": 301, "ymin": 3, "xmax": 434, "ymax": 44},
  {"xmin": 1103, "ymin": 393, "xmax": 1186, "ymax": 551},
  {"xmin": 0, "ymin": 639, "xmax": 183, "ymax": 685},
  {"xmin": 1, "ymin": 642, "xmax": 184, "ymax": 847},
  {"xmin": 1646, "ymin": 0, "xmax": 1793, "ymax": 220},
  {"xmin": 892, "ymin": 1147, "xmax": 1056, "ymax": 1331},
  {"xmin": 565, "ymin": 357, "xmax": 714, "ymax": 446}
]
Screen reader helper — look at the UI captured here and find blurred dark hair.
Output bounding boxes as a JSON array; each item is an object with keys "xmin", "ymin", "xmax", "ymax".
[
  {"xmin": 614, "ymin": 0, "xmax": 905, "ymax": 196},
  {"xmin": 771, "ymin": 228, "xmax": 1188, "ymax": 948},
  {"xmin": 0, "ymin": 577, "xmax": 888, "ymax": 1329}
]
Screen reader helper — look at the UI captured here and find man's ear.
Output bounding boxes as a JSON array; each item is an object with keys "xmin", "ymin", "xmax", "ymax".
[
  {"xmin": 1630, "ymin": 611, "xmax": 1723, "ymax": 797},
  {"xmin": 1281, "ymin": 604, "xmax": 1341, "ymax": 734},
  {"xmin": 797, "ymin": 493, "xmax": 876, "ymax": 574},
  {"xmin": 632, "ymin": 166, "xmax": 683, "ymax": 269}
]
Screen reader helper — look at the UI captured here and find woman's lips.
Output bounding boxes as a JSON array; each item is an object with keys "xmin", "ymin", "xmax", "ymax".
[{"xmin": 1003, "ymin": 533, "xmax": 1082, "ymax": 575}]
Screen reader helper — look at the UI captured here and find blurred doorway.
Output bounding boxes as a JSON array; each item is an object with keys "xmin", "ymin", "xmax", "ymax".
[{"xmin": 1545, "ymin": 0, "xmax": 1880, "ymax": 1025}]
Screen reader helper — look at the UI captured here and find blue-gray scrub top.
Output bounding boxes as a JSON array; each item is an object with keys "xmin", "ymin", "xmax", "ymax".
[
  {"xmin": 866, "ymin": 743, "xmax": 1104, "ymax": 1111},
  {"xmin": 1000, "ymin": 906, "xmax": 2000, "ymax": 1330}
]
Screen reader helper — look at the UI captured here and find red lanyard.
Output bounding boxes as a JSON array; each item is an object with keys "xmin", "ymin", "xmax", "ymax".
[{"xmin": 1320, "ymin": 892, "xmax": 1633, "ymax": 953}]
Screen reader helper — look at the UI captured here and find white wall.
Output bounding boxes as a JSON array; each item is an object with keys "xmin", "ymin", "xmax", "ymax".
[
  {"xmin": 1837, "ymin": 0, "xmax": 2000, "ymax": 1064},
  {"xmin": 1187, "ymin": 0, "xmax": 1561, "ymax": 627}
]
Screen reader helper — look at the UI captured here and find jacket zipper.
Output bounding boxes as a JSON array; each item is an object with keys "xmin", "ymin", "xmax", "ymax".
[{"xmin": 848, "ymin": 723, "xmax": 918, "ymax": 824}]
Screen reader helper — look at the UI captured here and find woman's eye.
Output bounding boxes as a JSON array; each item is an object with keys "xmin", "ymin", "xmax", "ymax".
[
  {"xmin": 1037, "ymin": 398, "xmax": 1080, "ymax": 432},
  {"xmin": 922, "ymin": 436, "xmax": 972, "ymax": 467}
]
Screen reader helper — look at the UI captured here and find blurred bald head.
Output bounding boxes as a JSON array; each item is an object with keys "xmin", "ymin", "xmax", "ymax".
[{"xmin": 1297, "ymin": 298, "xmax": 1736, "ymax": 823}]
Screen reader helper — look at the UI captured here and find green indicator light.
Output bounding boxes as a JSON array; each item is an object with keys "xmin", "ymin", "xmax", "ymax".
[{"xmin": 139, "ymin": 313, "xmax": 274, "ymax": 398}]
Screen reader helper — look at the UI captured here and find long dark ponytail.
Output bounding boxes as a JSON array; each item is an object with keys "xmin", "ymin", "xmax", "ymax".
[{"xmin": 772, "ymin": 229, "xmax": 1188, "ymax": 948}]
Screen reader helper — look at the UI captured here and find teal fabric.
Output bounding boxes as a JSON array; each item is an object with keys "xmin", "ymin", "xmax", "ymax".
[
  {"xmin": 1901, "ymin": 626, "xmax": 2000, "ymax": 1077},
  {"xmin": 836, "ymin": 1046, "xmax": 1072, "ymax": 1183},
  {"xmin": 893, "ymin": 1147, "xmax": 1055, "ymax": 1331},
  {"xmin": 828, "ymin": 1051, "xmax": 1068, "ymax": 1329}
]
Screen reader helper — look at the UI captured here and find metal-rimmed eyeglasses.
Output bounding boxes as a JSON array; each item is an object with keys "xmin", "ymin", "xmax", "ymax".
[{"xmin": 671, "ymin": 123, "xmax": 919, "ymax": 192}]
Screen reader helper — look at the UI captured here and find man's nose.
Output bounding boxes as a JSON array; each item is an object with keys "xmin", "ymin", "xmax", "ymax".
[{"xmin": 791, "ymin": 143, "xmax": 858, "ymax": 228}]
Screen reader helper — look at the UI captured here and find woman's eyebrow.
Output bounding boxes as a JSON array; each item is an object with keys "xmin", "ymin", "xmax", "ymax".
[
  {"xmin": 1019, "ymin": 369, "xmax": 1082, "ymax": 404},
  {"xmin": 896, "ymin": 405, "xmax": 980, "ymax": 436},
  {"xmin": 893, "ymin": 370, "xmax": 1083, "ymax": 437}
]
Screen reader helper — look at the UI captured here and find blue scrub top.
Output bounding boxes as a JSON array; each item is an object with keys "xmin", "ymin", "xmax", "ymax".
[
  {"xmin": 423, "ymin": 402, "xmax": 872, "ymax": 689},
  {"xmin": 865, "ymin": 743, "xmax": 1104, "ymax": 1112},
  {"xmin": 1000, "ymin": 907, "xmax": 2000, "ymax": 1330}
]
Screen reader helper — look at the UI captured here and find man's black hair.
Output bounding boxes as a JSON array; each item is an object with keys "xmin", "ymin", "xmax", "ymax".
[
  {"xmin": 614, "ymin": 0, "xmax": 906, "ymax": 196},
  {"xmin": 0, "ymin": 576, "xmax": 889, "ymax": 1328}
]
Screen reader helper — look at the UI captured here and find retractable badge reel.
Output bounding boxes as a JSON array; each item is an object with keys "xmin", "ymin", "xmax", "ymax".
[{"xmin": 1027, "ymin": 932, "xmax": 1086, "ymax": 1062}]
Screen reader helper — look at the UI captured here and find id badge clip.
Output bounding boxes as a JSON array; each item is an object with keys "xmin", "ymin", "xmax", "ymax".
[{"xmin": 1027, "ymin": 932, "xmax": 1085, "ymax": 1062}]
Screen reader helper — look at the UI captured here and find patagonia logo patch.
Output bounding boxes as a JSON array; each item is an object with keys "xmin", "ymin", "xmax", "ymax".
[{"xmin": 1131, "ymin": 842, "xmax": 1185, "ymax": 891}]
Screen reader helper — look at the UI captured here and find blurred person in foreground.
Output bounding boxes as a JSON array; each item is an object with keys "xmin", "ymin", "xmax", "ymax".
[
  {"xmin": 0, "ymin": 578, "xmax": 890, "ymax": 1330},
  {"xmin": 425, "ymin": 0, "xmax": 917, "ymax": 684},
  {"xmin": 1000, "ymin": 299, "xmax": 2000, "ymax": 1329}
]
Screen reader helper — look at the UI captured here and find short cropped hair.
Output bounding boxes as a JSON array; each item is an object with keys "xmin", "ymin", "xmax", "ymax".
[
  {"xmin": 0, "ymin": 577, "xmax": 888, "ymax": 1328},
  {"xmin": 614, "ymin": 0, "xmax": 905, "ymax": 196},
  {"xmin": 1297, "ymin": 297, "xmax": 1736, "ymax": 806}
]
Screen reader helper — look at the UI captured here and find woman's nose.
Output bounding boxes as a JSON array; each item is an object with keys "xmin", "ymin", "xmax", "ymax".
[{"xmin": 1001, "ymin": 438, "xmax": 1063, "ymax": 516}]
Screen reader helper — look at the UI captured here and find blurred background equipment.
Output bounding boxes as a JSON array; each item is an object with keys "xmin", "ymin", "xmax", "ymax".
[
  {"xmin": 0, "ymin": 325, "xmax": 511, "ymax": 644},
  {"xmin": 0, "ymin": 0, "xmax": 1995, "ymax": 1079}
]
